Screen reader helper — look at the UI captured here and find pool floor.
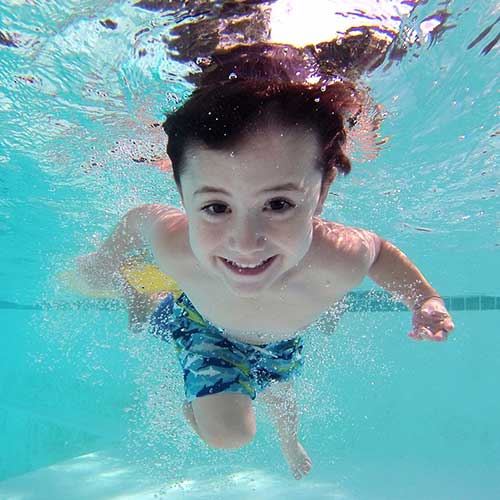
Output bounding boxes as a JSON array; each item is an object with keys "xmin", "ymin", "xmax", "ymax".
[{"xmin": 0, "ymin": 447, "xmax": 498, "ymax": 500}]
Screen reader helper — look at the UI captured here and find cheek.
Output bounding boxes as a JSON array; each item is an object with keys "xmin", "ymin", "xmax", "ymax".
[
  {"xmin": 189, "ymin": 220, "xmax": 223, "ymax": 251},
  {"xmin": 271, "ymin": 213, "xmax": 313, "ymax": 247}
]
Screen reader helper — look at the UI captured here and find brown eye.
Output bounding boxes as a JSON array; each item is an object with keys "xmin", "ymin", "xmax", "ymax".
[
  {"xmin": 203, "ymin": 203, "xmax": 229, "ymax": 215},
  {"xmin": 266, "ymin": 198, "xmax": 294, "ymax": 212}
]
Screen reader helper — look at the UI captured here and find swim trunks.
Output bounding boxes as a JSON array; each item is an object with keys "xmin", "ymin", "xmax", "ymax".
[{"xmin": 150, "ymin": 293, "xmax": 304, "ymax": 402}]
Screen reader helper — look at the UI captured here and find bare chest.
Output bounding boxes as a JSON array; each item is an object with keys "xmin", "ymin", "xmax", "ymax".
[{"xmin": 176, "ymin": 269, "xmax": 351, "ymax": 345}]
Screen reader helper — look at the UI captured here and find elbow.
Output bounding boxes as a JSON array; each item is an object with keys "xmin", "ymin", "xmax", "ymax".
[
  {"xmin": 368, "ymin": 234, "xmax": 385, "ymax": 269},
  {"xmin": 367, "ymin": 235, "xmax": 388, "ymax": 281}
]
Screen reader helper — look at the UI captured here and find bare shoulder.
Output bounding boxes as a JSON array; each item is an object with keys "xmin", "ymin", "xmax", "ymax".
[
  {"xmin": 313, "ymin": 218, "xmax": 381, "ymax": 269},
  {"xmin": 145, "ymin": 204, "xmax": 190, "ymax": 261},
  {"xmin": 146, "ymin": 204, "xmax": 186, "ymax": 233}
]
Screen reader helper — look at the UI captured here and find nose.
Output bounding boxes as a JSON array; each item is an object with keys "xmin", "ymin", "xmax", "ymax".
[{"xmin": 227, "ymin": 214, "xmax": 266, "ymax": 254}]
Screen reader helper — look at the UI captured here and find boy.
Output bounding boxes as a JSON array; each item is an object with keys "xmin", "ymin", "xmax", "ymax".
[{"xmin": 76, "ymin": 50, "xmax": 454, "ymax": 480}]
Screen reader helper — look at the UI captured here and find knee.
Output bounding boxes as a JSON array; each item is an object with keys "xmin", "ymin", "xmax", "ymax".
[
  {"xmin": 192, "ymin": 393, "xmax": 256, "ymax": 449},
  {"xmin": 202, "ymin": 421, "xmax": 256, "ymax": 450}
]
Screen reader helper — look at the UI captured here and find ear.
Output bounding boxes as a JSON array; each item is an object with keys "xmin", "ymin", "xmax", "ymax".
[{"xmin": 314, "ymin": 168, "xmax": 336, "ymax": 216}]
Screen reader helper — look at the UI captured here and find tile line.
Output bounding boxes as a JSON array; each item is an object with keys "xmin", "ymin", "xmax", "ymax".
[{"xmin": 0, "ymin": 293, "xmax": 498, "ymax": 312}]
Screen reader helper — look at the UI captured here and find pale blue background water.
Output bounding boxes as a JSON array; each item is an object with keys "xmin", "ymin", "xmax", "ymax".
[{"xmin": 0, "ymin": 1, "xmax": 498, "ymax": 499}]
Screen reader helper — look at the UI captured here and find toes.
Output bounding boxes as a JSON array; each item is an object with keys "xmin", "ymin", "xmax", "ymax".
[
  {"xmin": 284, "ymin": 443, "xmax": 312, "ymax": 480},
  {"xmin": 302, "ymin": 460, "xmax": 312, "ymax": 475},
  {"xmin": 292, "ymin": 459, "xmax": 312, "ymax": 480}
]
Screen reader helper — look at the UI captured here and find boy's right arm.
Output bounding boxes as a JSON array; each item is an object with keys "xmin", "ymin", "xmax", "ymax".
[{"xmin": 75, "ymin": 204, "xmax": 176, "ymax": 292}]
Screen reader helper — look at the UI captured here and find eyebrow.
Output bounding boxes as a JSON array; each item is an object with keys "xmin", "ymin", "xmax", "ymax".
[{"xmin": 193, "ymin": 182, "xmax": 304, "ymax": 197}]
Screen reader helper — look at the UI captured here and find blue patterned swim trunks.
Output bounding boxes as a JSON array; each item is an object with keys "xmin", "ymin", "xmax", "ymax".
[{"xmin": 149, "ymin": 293, "xmax": 304, "ymax": 402}]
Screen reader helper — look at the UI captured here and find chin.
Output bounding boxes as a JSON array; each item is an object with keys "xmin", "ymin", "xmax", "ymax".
[{"xmin": 221, "ymin": 277, "xmax": 271, "ymax": 298}]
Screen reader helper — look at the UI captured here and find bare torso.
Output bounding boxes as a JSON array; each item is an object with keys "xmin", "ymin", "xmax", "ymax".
[{"xmin": 150, "ymin": 208, "xmax": 378, "ymax": 345}]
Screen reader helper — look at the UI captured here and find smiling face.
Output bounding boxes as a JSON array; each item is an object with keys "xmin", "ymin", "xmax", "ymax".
[{"xmin": 179, "ymin": 122, "xmax": 329, "ymax": 297}]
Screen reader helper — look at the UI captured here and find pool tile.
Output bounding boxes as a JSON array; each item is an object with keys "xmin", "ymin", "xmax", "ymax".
[
  {"xmin": 451, "ymin": 297, "xmax": 465, "ymax": 311},
  {"xmin": 465, "ymin": 296, "xmax": 480, "ymax": 310}
]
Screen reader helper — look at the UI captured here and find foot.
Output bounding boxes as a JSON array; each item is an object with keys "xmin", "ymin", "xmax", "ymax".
[{"xmin": 281, "ymin": 440, "xmax": 312, "ymax": 480}]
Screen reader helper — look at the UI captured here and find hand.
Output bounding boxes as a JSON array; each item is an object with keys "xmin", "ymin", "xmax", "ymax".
[{"xmin": 409, "ymin": 297, "xmax": 455, "ymax": 342}]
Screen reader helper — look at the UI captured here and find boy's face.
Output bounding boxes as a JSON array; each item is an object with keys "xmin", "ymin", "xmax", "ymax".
[{"xmin": 180, "ymin": 123, "xmax": 328, "ymax": 297}]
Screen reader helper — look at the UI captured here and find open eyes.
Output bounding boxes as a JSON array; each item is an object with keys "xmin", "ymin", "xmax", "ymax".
[
  {"xmin": 202, "ymin": 203, "xmax": 229, "ymax": 215},
  {"xmin": 201, "ymin": 198, "xmax": 296, "ymax": 216},
  {"xmin": 266, "ymin": 198, "xmax": 295, "ymax": 212}
]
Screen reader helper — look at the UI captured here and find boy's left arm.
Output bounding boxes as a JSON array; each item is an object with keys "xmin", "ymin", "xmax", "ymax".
[{"xmin": 367, "ymin": 236, "xmax": 455, "ymax": 342}]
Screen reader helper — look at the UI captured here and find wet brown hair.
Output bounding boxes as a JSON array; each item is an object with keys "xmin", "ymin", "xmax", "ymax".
[{"xmin": 162, "ymin": 43, "xmax": 367, "ymax": 189}]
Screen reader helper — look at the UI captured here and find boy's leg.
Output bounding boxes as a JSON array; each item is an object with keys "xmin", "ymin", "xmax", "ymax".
[
  {"xmin": 185, "ymin": 393, "xmax": 256, "ymax": 450},
  {"xmin": 182, "ymin": 400, "xmax": 204, "ymax": 439},
  {"xmin": 122, "ymin": 285, "xmax": 203, "ymax": 438},
  {"xmin": 119, "ymin": 269, "xmax": 256, "ymax": 450},
  {"xmin": 260, "ymin": 381, "xmax": 312, "ymax": 480},
  {"xmin": 123, "ymin": 286, "xmax": 257, "ymax": 452}
]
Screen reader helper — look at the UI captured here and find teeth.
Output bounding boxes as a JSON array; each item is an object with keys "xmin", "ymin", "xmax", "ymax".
[{"xmin": 225, "ymin": 258, "xmax": 268, "ymax": 269}]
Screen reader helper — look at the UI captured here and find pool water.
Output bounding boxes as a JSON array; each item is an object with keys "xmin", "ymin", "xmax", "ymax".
[{"xmin": 0, "ymin": 1, "xmax": 498, "ymax": 498}]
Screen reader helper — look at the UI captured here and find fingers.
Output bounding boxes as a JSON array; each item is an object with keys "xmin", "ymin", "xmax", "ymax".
[
  {"xmin": 408, "ymin": 326, "xmax": 451, "ymax": 342},
  {"xmin": 431, "ymin": 329, "xmax": 449, "ymax": 342},
  {"xmin": 410, "ymin": 304, "xmax": 455, "ymax": 342},
  {"xmin": 443, "ymin": 318, "xmax": 455, "ymax": 332},
  {"xmin": 431, "ymin": 312, "xmax": 455, "ymax": 331}
]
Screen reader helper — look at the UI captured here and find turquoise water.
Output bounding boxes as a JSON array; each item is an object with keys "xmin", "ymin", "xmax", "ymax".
[{"xmin": 0, "ymin": 1, "xmax": 498, "ymax": 498}]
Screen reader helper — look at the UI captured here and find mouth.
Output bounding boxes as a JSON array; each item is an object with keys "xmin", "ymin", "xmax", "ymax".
[{"xmin": 220, "ymin": 255, "xmax": 277, "ymax": 276}]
